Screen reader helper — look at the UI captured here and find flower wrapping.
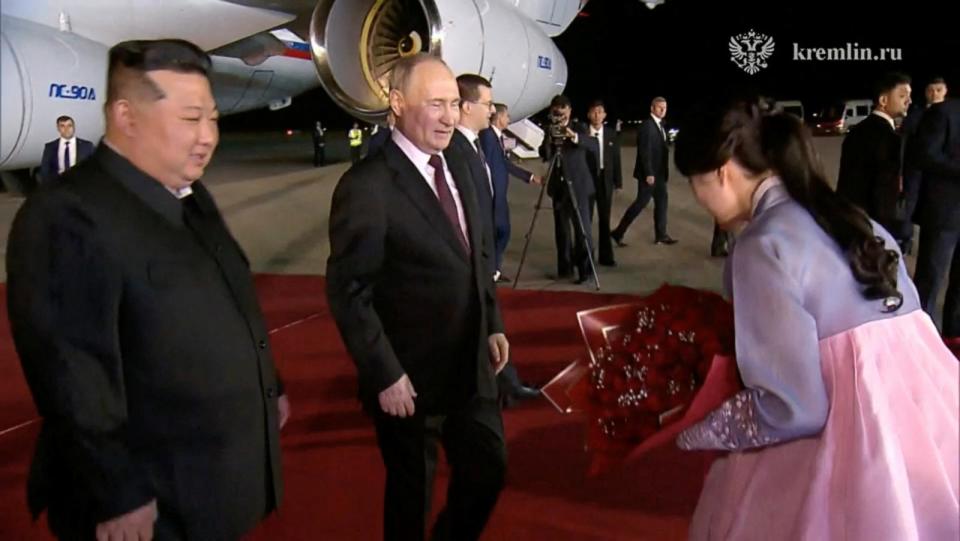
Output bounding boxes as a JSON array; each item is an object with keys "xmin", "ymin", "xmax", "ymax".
[{"xmin": 542, "ymin": 284, "xmax": 742, "ymax": 474}]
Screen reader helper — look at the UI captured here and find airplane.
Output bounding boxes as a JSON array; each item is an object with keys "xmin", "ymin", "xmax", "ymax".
[{"xmin": 0, "ymin": 0, "xmax": 621, "ymax": 190}]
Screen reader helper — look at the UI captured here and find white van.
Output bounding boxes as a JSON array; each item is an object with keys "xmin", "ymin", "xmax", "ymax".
[
  {"xmin": 839, "ymin": 99, "xmax": 873, "ymax": 131},
  {"xmin": 775, "ymin": 100, "xmax": 805, "ymax": 121}
]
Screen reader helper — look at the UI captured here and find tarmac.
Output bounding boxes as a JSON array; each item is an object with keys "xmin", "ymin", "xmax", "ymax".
[{"xmin": 0, "ymin": 130, "xmax": 921, "ymax": 301}]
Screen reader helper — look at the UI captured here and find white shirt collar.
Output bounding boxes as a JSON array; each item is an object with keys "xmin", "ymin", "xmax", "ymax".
[
  {"xmin": 492, "ymin": 126, "xmax": 502, "ymax": 138},
  {"xmin": 391, "ymin": 127, "xmax": 444, "ymax": 174},
  {"xmin": 651, "ymin": 114, "xmax": 663, "ymax": 126},
  {"xmin": 456, "ymin": 125, "xmax": 479, "ymax": 144},
  {"xmin": 590, "ymin": 124, "xmax": 604, "ymax": 136},
  {"xmin": 60, "ymin": 136, "xmax": 77, "ymax": 145},
  {"xmin": 751, "ymin": 176, "xmax": 783, "ymax": 217},
  {"xmin": 871, "ymin": 110, "xmax": 896, "ymax": 130}
]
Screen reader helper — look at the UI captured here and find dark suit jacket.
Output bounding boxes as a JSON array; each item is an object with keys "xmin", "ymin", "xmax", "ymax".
[
  {"xmin": 478, "ymin": 127, "xmax": 533, "ymax": 232},
  {"xmin": 836, "ymin": 114, "xmax": 902, "ymax": 227},
  {"xmin": 914, "ymin": 99, "xmax": 960, "ymax": 231},
  {"xmin": 583, "ymin": 125, "xmax": 623, "ymax": 192},
  {"xmin": 326, "ymin": 138, "xmax": 503, "ymax": 415},
  {"xmin": 39, "ymin": 138, "xmax": 95, "ymax": 184},
  {"xmin": 367, "ymin": 126, "xmax": 392, "ymax": 156},
  {"xmin": 450, "ymin": 129, "xmax": 495, "ymax": 269},
  {"xmin": 540, "ymin": 122, "xmax": 595, "ymax": 206},
  {"xmin": 7, "ymin": 146, "xmax": 283, "ymax": 539},
  {"xmin": 633, "ymin": 117, "xmax": 669, "ymax": 182}
]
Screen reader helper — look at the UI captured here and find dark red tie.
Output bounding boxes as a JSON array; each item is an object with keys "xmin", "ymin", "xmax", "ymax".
[{"xmin": 428, "ymin": 154, "xmax": 469, "ymax": 253}]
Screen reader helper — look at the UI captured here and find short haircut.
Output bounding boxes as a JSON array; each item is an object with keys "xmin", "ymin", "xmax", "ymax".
[
  {"xmin": 106, "ymin": 39, "xmax": 211, "ymax": 105},
  {"xmin": 587, "ymin": 99, "xmax": 605, "ymax": 112},
  {"xmin": 493, "ymin": 102, "xmax": 508, "ymax": 116},
  {"xmin": 928, "ymin": 76, "xmax": 946, "ymax": 86},
  {"xmin": 56, "ymin": 115, "xmax": 74, "ymax": 125},
  {"xmin": 456, "ymin": 73, "xmax": 491, "ymax": 107},
  {"xmin": 388, "ymin": 53, "xmax": 446, "ymax": 94},
  {"xmin": 651, "ymin": 96, "xmax": 667, "ymax": 106},
  {"xmin": 872, "ymin": 72, "xmax": 911, "ymax": 104},
  {"xmin": 550, "ymin": 95, "xmax": 571, "ymax": 109}
]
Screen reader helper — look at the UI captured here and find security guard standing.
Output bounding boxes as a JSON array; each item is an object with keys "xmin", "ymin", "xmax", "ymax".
[{"xmin": 348, "ymin": 122, "xmax": 363, "ymax": 164}]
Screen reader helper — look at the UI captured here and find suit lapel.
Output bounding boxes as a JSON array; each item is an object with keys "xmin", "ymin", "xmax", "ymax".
[
  {"xmin": 384, "ymin": 141, "xmax": 470, "ymax": 263},
  {"xmin": 444, "ymin": 146, "xmax": 481, "ymax": 265}
]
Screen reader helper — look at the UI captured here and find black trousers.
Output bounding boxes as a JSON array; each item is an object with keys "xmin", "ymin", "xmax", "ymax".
[
  {"xmin": 552, "ymin": 194, "xmax": 593, "ymax": 278},
  {"xmin": 313, "ymin": 144, "xmax": 325, "ymax": 167},
  {"xmin": 350, "ymin": 145, "xmax": 362, "ymax": 164},
  {"xmin": 914, "ymin": 226, "xmax": 960, "ymax": 337},
  {"xmin": 372, "ymin": 398, "xmax": 506, "ymax": 541},
  {"xmin": 613, "ymin": 178, "xmax": 668, "ymax": 241},
  {"xmin": 592, "ymin": 172, "xmax": 615, "ymax": 264}
]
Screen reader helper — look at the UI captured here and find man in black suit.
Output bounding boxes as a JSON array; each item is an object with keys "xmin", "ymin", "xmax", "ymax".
[
  {"xmin": 582, "ymin": 100, "xmax": 622, "ymax": 266},
  {"xmin": 311, "ymin": 120, "xmax": 326, "ymax": 166},
  {"xmin": 541, "ymin": 95, "xmax": 596, "ymax": 283},
  {"xmin": 7, "ymin": 40, "xmax": 287, "ymax": 540},
  {"xmin": 912, "ymin": 98, "xmax": 960, "ymax": 337},
  {"xmin": 451, "ymin": 73, "xmax": 497, "ymax": 277},
  {"xmin": 902, "ymin": 76, "xmax": 949, "ymax": 252},
  {"xmin": 39, "ymin": 115, "xmax": 96, "ymax": 184},
  {"xmin": 326, "ymin": 54, "xmax": 509, "ymax": 541},
  {"xmin": 367, "ymin": 110, "xmax": 394, "ymax": 157},
  {"xmin": 479, "ymin": 103, "xmax": 541, "ymax": 282},
  {"xmin": 612, "ymin": 96, "xmax": 677, "ymax": 246},
  {"xmin": 836, "ymin": 72, "xmax": 912, "ymax": 243}
]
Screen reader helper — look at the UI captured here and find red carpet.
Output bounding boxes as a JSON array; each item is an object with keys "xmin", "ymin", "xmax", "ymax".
[{"xmin": 0, "ymin": 276, "xmax": 708, "ymax": 540}]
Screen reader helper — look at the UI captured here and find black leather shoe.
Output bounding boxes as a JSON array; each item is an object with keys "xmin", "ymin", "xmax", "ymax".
[
  {"xmin": 599, "ymin": 259, "xmax": 617, "ymax": 267},
  {"xmin": 655, "ymin": 236, "xmax": 678, "ymax": 245},
  {"xmin": 511, "ymin": 385, "xmax": 541, "ymax": 400},
  {"xmin": 611, "ymin": 233, "xmax": 628, "ymax": 247}
]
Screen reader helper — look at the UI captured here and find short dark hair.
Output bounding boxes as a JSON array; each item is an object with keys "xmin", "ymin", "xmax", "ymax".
[
  {"xmin": 56, "ymin": 115, "xmax": 74, "ymax": 125},
  {"xmin": 106, "ymin": 39, "xmax": 211, "ymax": 105},
  {"xmin": 550, "ymin": 95, "xmax": 571, "ymax": 109},
  {"xmin": 872, "ymin": 72, "xmax": 911, "ymax": 104},
  {"xmin": 492, "ymin": 102, "xmax": 508, "ymax": 116},
  {"xmin": 456, "ymin": 73, "xmax": 491, "ymax": 107},
  {"xmin": 587, "ymin": 99, "xmax": 605, "ymax": 112},
  {"xmin": 928, "ymin": 76, "xmax": 946, "ymax": 86}
]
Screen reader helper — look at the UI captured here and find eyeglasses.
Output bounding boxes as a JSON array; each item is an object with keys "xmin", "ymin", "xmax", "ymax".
[{"xmin": 470, "ymin": 100, "xmax": 495, "ymax": 110}]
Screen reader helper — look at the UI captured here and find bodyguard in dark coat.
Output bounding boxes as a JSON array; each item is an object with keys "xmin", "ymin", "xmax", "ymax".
[
  {"xmin": 582, "ymin": 100, "xmax": 623, "ymax": 266},
  {"xmin": 912, "ymin": 98, "xmax": 960, "ymax": 337},
  {"xmin": 38, "ymin": 115, "xmax": 95, "ymax": 184},
  {"xmin": 7, "ymin": 40, "xmax": 285, "ymax": 541},
  {"xmin": 836, "ymin": 72, "xmax": 913, "ymax": 241}
]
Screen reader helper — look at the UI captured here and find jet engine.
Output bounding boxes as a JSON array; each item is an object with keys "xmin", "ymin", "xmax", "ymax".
[
  {"xmin": 1, "ymin": 16, "xmax": 107, "ymax": 170},
  {"xmin": 308, "ymin": 0, "xmax": 569, "ymax": 123}
]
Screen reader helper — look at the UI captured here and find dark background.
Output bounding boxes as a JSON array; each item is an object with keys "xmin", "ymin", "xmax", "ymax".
[{"xmin": 220, "ymin": 0, "xmax": 959, "ymax": 132}]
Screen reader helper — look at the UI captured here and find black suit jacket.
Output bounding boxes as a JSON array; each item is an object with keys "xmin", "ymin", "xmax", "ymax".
[
  {"xmin": 450, "ymin": 129, "xmax": 495, "ymax": 272},
  {"xmin": 326, "ymin": 138, "xmax": 503, "ymax": 415},
  {"xmin": 540, "ymin": 122, "xmax": 595, "ymax": 205},
  {"xmin": 633, "ymin": 117, "xmax": 669, "ymax": 182},
  {"xmin": 836, "ymin": 114, "xmax": 902, "ymax": 227},
  {"xmin": 367, "ymin": 126, "xmax": 392, "ymax": 156},
  {"xmin": 583, "ymin": 125, "xmax": 623, "ymax": 192},
  {"xmin": 39, "ymin": 138, "xmax": 95, "ymax": 184},
  {"xmin": 914, "ymin": 99, "xmax": 960, "ymax": 231},
  {"xmin": 7, "ymin": 146, "xmax": 283, "ymax": 539}
]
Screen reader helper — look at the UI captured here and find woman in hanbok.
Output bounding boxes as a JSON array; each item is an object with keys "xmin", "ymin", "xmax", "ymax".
[{"xmin": 672, "ymin": 98, "xmax": 959, "ymax": 540}]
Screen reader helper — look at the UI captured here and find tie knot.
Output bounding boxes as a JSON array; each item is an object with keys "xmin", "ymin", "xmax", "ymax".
[{"xmin": 428, "ymin": 154, "xmax": 443, "ymax": 170}]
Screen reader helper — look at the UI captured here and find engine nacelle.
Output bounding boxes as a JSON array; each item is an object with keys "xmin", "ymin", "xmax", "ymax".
[
  {"xmin": 309, "ymin": 0, "xmax": 568, "ymax": 123},
  {"xmin": 1, "ymin": 16, "xmax": 107, "ymax": 170}
]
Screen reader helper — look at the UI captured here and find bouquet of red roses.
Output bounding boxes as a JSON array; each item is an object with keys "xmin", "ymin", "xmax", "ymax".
[{"xmin": 542, "ymin": 284, "xmax": 742, "ymax": 473}]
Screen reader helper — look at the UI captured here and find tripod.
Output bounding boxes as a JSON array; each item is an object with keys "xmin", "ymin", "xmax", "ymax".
[{"xmin": 513, "ymin": 140, "xmax": 600, "ymax": 291}]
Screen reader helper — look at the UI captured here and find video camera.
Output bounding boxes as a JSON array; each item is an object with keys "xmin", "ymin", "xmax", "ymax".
[{"xmin": 547, "ymin": 109, "xmax": 570, "ymax": 144}]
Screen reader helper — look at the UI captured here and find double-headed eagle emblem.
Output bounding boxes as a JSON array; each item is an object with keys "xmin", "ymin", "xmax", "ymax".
[{"xmin": 729, "ymin": 29, "xmax": 775, "ymax": 75}]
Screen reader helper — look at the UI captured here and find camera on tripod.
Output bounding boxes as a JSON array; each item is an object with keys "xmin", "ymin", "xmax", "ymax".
[{"xmin": 547, "ymin": 110, "xmax": 570, "ymax": 144}]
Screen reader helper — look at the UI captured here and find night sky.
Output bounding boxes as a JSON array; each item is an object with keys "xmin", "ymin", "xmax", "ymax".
[{"xmin": 220, "ymin": 0, "xmax": 959, "ymax": 132}]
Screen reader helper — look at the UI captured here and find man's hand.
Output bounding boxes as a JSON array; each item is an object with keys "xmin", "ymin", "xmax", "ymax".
[
  {"xmin": 488, "ymin": 333, "xmax": 510, "ymax": 374},
  {"xmin": 379, "ymin": 374, "xmax": 417, "ymax": 417},
  {"xmin": 278, "ymin": 394, "xmax": 291, "ymax": 429},
  {"xmin": 96, "ymin": 499, "xmax": 157, "ymax": 541},
  {"xmin": 645, "ymin": 175, "xmax": 655, "ymax": 186},
  {"xmin": 530, "ymin": 175, "xmax": 543, "ymax": 185}
]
